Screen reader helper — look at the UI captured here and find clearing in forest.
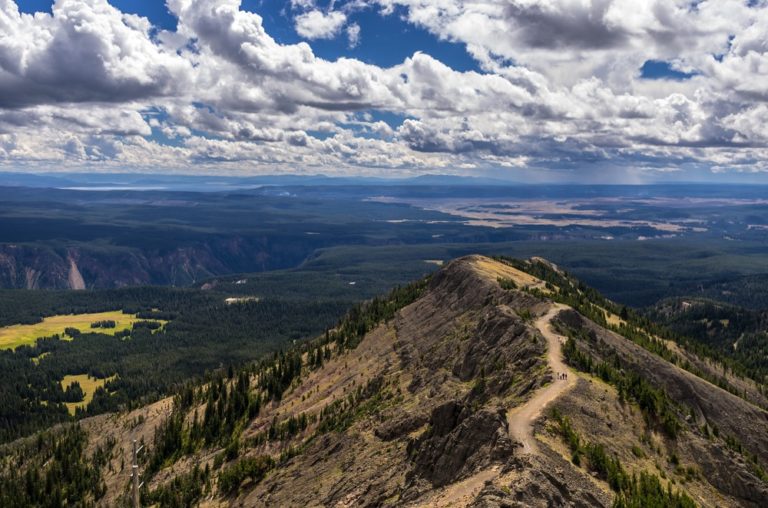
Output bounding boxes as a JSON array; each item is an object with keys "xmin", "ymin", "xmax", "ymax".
[
  {"xmin": 60, "ymin": 373, "xmax": 117, "ymax": 415},
  {"xmin": 0, "ymin": 310, "xmax": 166, "ymax": 350}
]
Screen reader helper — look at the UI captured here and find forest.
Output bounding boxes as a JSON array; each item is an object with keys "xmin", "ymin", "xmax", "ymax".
[
  {"xmin": 0, "ymin": 283, "xmax": 354, "ymax": 444},
  {"xmin": 0, "ymin": 277, "xmax": 429, "ymax": 507},
  {"xmin": 647, "ymin": 298, "xmax": 768, "ymax": 384}
]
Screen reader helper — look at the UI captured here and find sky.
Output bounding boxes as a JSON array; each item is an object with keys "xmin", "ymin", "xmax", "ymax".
[{"xmin": 0, "ymin": 0, "xmax": 767, "ymax": 182}]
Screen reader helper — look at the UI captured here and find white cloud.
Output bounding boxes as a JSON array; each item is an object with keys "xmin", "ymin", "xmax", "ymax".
[
  {"xmin": 346, "ymin": 22, "xmax": 361, "ymax": 48},
  {"xmin": 0, "ymin": 0, "xmax": 765, "ymax": 179},
  {"xmin": 0, "ymin": 0, "xmax": 192, "ymax": 107},
  {"xmin": 295, "ymin": 10, "xmax": 347, "ymax": 40}
]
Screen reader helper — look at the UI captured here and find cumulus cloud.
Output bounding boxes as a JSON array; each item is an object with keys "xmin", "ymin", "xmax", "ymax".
[
  {"xmin": 0, "ymin": 0, "xmax": 765, "ymax": 180},
  {"xmin": 295, "ymin": 9, "xmax": 347, "ymax": 40},
  {"xmin": 375, "ymin": 1, "xmax": 757, "ymax": 84},
  {"xmin": 504, "ymin": 0, "xmax": 630, "ymax": 50},
  {"xmin": 0, "ymin": 0, "xmax": 192, "ymax": 108}
]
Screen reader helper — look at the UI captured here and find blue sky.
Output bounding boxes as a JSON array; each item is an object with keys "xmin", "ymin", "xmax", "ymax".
[
  {"xmin": 19, "ymin": 0, "xmax": 178, "ymax": 28},
  {"xmin": 2, "ymin": 1, "xmax": 767, "ymax": 182},
  {"xmin": 17, "ymin": 1, "xmax": 484, "ymax": 71}
]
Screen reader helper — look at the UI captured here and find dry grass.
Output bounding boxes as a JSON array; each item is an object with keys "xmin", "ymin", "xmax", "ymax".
[
  {"xmin": 30, "ymin": 351, "xmax": 50, "ymax": 365},
  {"xmin": 605, "ymin": 311, "xmax": 627, "ymax": 327},
  {"xmin": 370, "ymin": 196, "xmax": 696, "ymax": 233},
  {"xmin": 472, "ymin": 257, "xmax": 542, "ymax": 287},
  {"xmin": 547, "ymin": 376, "xmax": 730, "ymax": 508},
  {"xmin": 60, "ymin": 373, "xmax": 117, "ymax": 415},
  {"xmin": 471, "ymin": 257, "xmax": 556, "ymax": 295},
  {"xmin": 0, "ymin": 310, "xmax": 166, "ymax": 350},
  {"xmin": 79, "ymin": 396, "xmax": 175, "ymax": 506}
]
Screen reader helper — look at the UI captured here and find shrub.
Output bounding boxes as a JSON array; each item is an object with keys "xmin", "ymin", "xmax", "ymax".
[{"xmin": 218, "ymin": 455, "xmax": 275, "ymax": 494}]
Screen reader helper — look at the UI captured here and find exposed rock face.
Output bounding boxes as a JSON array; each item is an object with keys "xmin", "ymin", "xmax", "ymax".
[
  {"xmin": 407, "ymin": 401, "xmax": 515, "ymax": 488},
  {"xmin": 0, "ymin": 245, "xmax": 70, "ymax": 289},
  {"xmin": 473, "ymin": 454, "xmax": 612, "ymax": 508},
  {"xmin": 67, "ymin": 254, "xmax": 85, "ymax": 290},
  {"xmin": 0, "ymin": 239, "xmax": 296, "ymax": 289},
  {"xmin": 375, "ymin": 412, "xmax": 428, "ymax": 441}
]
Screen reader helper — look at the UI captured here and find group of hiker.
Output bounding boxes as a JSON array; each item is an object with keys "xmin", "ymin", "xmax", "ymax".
[{"xmin": 557, "ymin": 372, "xmax": 568, "ymax": 380}]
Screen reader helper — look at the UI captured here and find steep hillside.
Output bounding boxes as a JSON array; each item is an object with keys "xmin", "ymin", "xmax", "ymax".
[
  {"xmin": 2, "ymin": 256, "xmax": 768, "ymax": 507},
  {"xmin": 648, "ymin": 298, "xmax": 768, "ymax": 385},
  {"xmin": 0, "ymin": 240, "xmax": 297, "ymax": 290}
]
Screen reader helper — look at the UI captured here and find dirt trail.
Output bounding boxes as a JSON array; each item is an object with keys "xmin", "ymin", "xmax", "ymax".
[
  {"xmin": 412, "ymin": 304, "xmax": 577, "ymax": 507},
  {"xmin": 410, "ymin": 466, "xmax": 501, "ymax": 507},
  {"xmin": 507, "ymin": 303, "xmax": 576, "ymax": 454}
]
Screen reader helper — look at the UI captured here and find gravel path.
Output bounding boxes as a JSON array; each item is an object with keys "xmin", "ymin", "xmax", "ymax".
[{"xmin": 507, "ymin": 303, "xmax": 576, "ymax": 455}]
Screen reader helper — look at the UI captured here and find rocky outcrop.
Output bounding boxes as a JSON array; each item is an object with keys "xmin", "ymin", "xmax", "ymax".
[
  {"xmin": 375, "ymin": 413, "xmax": 428, "ymax": 441},
  {"xmin": 67, "ymin": 255, "xmax": 85, "ymax": 290},
  {"xmin": 469, "ymin": 454, "xmax": 611, "ymax": 508},
  {"xmin": 407, "ymin": 401, "xmax": 515, "ymax": 488}
]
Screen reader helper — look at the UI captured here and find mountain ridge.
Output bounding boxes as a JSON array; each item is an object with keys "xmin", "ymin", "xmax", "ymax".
[{"xmin": 2, "ymin": 255, "xmax": 768, "ymax": 507}]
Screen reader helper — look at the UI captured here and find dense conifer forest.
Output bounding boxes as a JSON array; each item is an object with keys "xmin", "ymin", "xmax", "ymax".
[{"xmin": 0, "ymin": 284, "xmax": 353, "ymax": 444}]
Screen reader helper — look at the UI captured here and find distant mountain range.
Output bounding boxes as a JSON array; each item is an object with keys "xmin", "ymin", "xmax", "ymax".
[{"xmin": 0, "ymin": 171, "xmax": 519, "ymax": 191}]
